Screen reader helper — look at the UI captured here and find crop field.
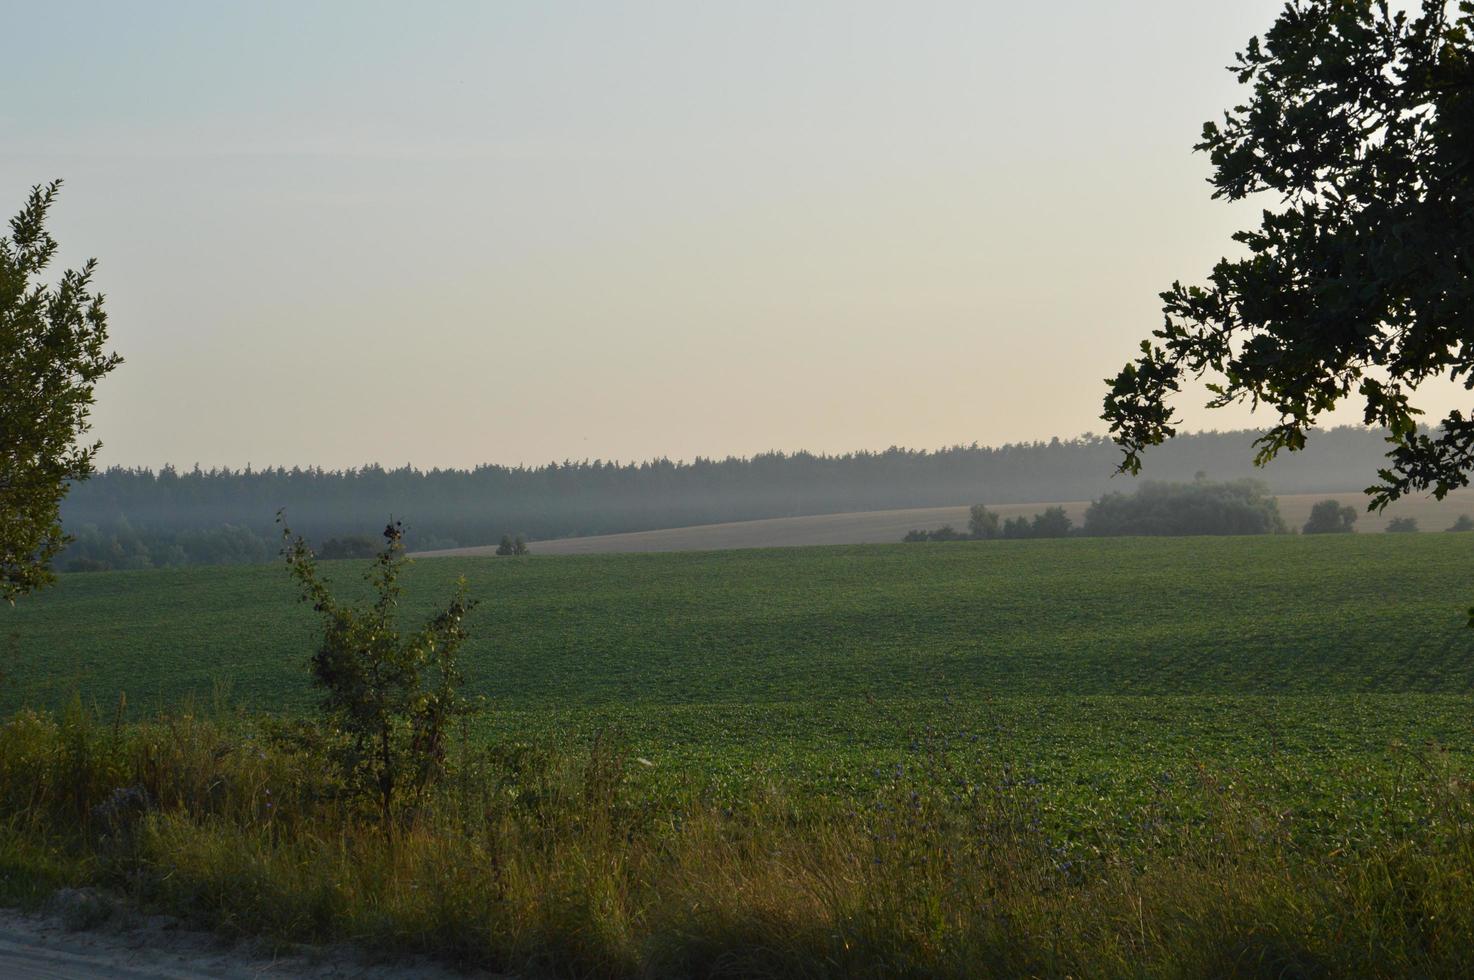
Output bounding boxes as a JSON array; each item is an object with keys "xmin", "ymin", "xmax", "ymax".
[
  {"xmin": 416, "ymin": 488, "xmax": 1474, "ymax": 556},
  {"xmin": 7, "ymin": 533, "xmax": 1474, "ymax": 842}
]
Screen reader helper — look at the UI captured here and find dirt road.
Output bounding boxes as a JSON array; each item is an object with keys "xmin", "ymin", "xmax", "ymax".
[{"xmin": 0, "ymin": 908, "xmax": 489, "ymax": 980}]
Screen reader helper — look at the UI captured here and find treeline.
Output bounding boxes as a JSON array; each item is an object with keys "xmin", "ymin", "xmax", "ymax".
[
  {"xmin": 59, "ymin": 427, "xmax": 1403, "ymax": 569},
  {"xmin": 1085, "ymin": 479, "xmax": 1286, "ymax": 536},
  {"xmin": 905, "ymin": 505, "xmax": 1075, "ymax": 542},
  {"xmin": 906, "ymin": 480, "xmax": 1287, "ymax": 542},
  {"xmin": 906, "ymin": 479, "xmax": 1474, "ymax": 544}
]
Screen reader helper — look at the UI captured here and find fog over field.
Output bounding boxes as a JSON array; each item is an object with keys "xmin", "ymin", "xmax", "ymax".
[
  {"xmin": 416, "ymin": 490, "xmax": 1474, "ymax": 557},
  {"xmin": 58, "ymin": 426, "xmax": 1428, "ymax": 562}
]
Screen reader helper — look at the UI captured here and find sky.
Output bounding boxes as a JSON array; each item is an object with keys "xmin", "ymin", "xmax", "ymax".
[{"xmin": 5, "ymin": 1, "xmax": 1461, "ymax": 470}]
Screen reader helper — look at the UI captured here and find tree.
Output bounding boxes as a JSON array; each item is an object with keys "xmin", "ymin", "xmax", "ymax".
[
  {"xmin": 1001, "ymin": 516, "xmax": 1033, "ymax": 540},
  {"xmin": 1103, "ymin": 2, "xmax": 1474, "ymax": 510},
  {"xmin": 280, "ymin": 516, "xmax": 479, "ymax": 832},
  {"xmin": 1448, "ymin": 514, "xmax": 1474, "ymax": 531},
  {"xmin": 495, "ymin": 534, "xmax": 530, "ymax": 556},
  {"xmin": 1, "ymin": 181, "xmax": 122, "ymax": 602},
  {"xmin": 1083, "ymin": 478, "xmax": 1287, "ymax": 536},
  {"xmin": 1303, "ymin": 499, "xmax": 1358, "ymax": 534},
  {"xmin": 1386, "ymin": 516, "xmax": 1420, "ymax": 532},
  {"xmin": 1030, "ymin": 506, "xmax": 1074, "ymax": 538},
  {"xmin": 968, "ymin": 504, "xmax": 1000, "ymax": 539}
]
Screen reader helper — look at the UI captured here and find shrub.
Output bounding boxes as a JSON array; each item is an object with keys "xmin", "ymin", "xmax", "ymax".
[
  {"xmin": 901, "ymin": 525, "xmax": 969, "ymax": 543},
  {"xmin": 280, "ymin": 517, "xmax": 479, "ymax": 831},
  {"xmin": 1386, "ymin": 517, "xmax": 1419, "ymax": 533},
  {"xmin": 1448, "ymin": 515, "xmax": 1474, "ymax": 532},
  {"xmin": 1303, "ymin": 499, "xmax": 1358, "ymax": 534},
  {"xmin": 1083, "ymin": 479, "xmax": 1286, "ymax": 537}
]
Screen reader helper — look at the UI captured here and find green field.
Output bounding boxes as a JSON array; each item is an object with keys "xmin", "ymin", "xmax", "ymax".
[{"xmin": 7, "ymin": 534, "xmax": 1474, "ymax": 831}]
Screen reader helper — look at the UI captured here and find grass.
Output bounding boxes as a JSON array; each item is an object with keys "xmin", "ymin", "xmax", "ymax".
[
  {"xmin": 4, "ymin": 534, "xmax": 1474, "ymax": 973},
  {"xmin": 1, "ymin": 703, "xmax": 1472, "ymax": 978}
]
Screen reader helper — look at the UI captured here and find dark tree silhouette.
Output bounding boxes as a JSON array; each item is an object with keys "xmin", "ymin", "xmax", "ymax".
[
  {"xmin": 1303, "ymin": 499, "xmax": 1359, "ymax": 534},
  {"xmin": 1104, "ymin": 2, "xmax": 1473, "ymax": 509}
]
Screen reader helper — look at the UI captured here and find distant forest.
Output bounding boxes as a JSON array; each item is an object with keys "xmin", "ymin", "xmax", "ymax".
[{"xmin": 59, "ymin": 427, "xmax": 1401, "ymax": 569}]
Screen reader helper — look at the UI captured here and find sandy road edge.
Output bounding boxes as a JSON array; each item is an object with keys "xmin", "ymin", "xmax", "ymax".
[{"xmin": 0, "ymin": 903, "xmax": 501, "ymax": 979}]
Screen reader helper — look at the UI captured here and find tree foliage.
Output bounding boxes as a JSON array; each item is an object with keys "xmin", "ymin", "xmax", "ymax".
[
  {"xmin": 1029, "ymin": 506, "xmax": 1074, "ymax": 539},
  {"xmin": 1, "ymin": 181, "xmax": 121, "ymax": 601},
  {"xmin": 280, "ymin": 516, "xmax": 478, "ymax": 831},
  {"xmin": 1303, "ymin": 499, "xmax": 1359, "ymax": 534},
  {"xmin": 907, "ymin": 506, "xmax": 1073, "ymax": 542},
  {"xmin": 1104, "ymin": 2, "xmax": 1474, "ymax": 509},
  {"xmin": 968, "ymin": 504, "xmax": 1001, "ymax": 539},
  {"xmin": 1084, "ymin": 479, "xmax": 1287, "ymax": 537},
  {"xmin": 495, "ymin": 534, "xmax": 529, "ymax": 556}
]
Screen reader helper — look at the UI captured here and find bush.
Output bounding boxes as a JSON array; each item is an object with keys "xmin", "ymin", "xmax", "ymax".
[
  {"xmin": 280, "ymin": 518, "xmax": 479, "ymax": 830},
  {"xmin": 1303, "ymin": 499, "xmax": 1358, "ymax": 534},
  {"xmin": 1083, "ymin": 479, "xmax": 1286, "ymax": 537},
  {"xmin": 901, "ymin": 524, "xmax": 971, "ymax": 543},
  {"xmin": 1386, "ymin": 517, "xmax": 1419, "ymax": 533},
  {"xmin": 1448, "ymin": 515, "xmax": 1474, "ymax": 532}
]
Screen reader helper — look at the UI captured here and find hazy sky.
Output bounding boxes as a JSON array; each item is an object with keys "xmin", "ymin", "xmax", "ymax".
[{"xmin": 6, "ymin": 1, "xmax": 1460, "ymax": 469}]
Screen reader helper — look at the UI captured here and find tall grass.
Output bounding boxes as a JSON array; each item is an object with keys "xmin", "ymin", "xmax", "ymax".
[{"xmin": 0, "ymin": 702, "xmax": 1470, "ymax": 978}]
